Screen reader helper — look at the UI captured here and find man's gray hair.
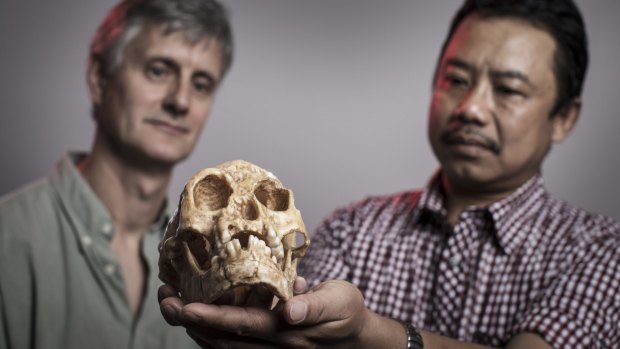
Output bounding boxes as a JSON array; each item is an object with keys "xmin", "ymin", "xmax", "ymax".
[{"xmin": 90, "ymin": 0, "xmax": 233, "ymax": 77}]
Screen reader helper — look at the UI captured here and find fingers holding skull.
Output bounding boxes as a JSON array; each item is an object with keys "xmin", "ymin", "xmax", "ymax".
[{"xmin": 162, "ymin": 280, "xmax": 377, "ymax": 349}]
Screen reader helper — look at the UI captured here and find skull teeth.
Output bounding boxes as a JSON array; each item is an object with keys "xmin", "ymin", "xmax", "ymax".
[
  {"xmin": 220, "ymin": 229, "xmax": 232, "ymax": 244},
  {"xmin": 221, "ymin": 234, "xmax": 283, "ymax": 264},
  {"xmin": 271, "ymin": 244, "xmax": 284, "ymax": 260},
  {"xmin": 267, "ymin": 228, "xmax": 278, "ymax": 246},
  {"xmin": 226, "ymin": 240, "xmax": 239, "ymax": 258},
  {"xmin": 248, "ymin": 235, "xmax": 262, "ymax": 248},
  {"xmin": 233, "ymin": 239, "xmax": 242, "ymax": 251}
]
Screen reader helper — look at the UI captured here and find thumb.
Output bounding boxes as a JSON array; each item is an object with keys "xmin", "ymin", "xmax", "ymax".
[{"xmin": 284, "ymin": 280, "xmax": 363, "ymax": 325}]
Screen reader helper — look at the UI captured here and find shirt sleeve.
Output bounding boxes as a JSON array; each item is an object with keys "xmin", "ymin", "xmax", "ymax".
[{"xmin": 512, "ymin": 238, "xmax": 620, "ymax": 349}]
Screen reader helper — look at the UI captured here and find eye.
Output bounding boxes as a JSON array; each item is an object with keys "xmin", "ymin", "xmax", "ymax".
[
  {"xmin": 439, "ymin": 72, "xmax": 470, "ymax": 91},
  {"xmin": 146, "ymin": 61, "xmax": 171, "ymax": 80},
  {"xmin": 192, "ymin": 76, "xmax": 216, "ymax": 95},
  {"xmin": 446, "ymin": 74, "xmax": 469, "ymax": 87},
  {"xmin": 495, "ymin": 85, "xmax": 524, "ymax": 97}
]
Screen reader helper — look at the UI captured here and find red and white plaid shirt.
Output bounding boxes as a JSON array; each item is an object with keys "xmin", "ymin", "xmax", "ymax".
[{"xmin": 299, "ymin": 173, "xmax": 620, "ymax": 348}]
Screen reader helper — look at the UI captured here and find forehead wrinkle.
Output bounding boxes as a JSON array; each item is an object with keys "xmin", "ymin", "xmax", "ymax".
[{"xmin": 133, "ymin": 27, "xmax": 222, "ymax": 81}]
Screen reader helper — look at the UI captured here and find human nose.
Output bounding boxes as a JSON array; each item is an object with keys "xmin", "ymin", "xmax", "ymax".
[
  {"xmin": 163, "ymin": 79, "xmax": 190, "ymax": 118},
  {"xmin": 453, "ymin": 84, "xmax": 491, "ymax": 125}
]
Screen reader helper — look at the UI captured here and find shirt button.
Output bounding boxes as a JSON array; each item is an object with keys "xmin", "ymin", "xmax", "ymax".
[
  {"xmin": 101, "ymin": 223, "xmax": 112, "ymax": 235},
  {"xmin": 103, "ymin": 264, "xmax": 116, "ymax": 276},
  {"xmin": 81, "ymin": 236, "xmax": 92, "ymax": 246}
]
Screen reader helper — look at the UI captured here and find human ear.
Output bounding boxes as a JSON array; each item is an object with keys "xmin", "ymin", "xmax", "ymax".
[
  {"xmin": 86, "ymin": 58, "xmax": 106, "ymax": 106},
  {"xmin": 551, "ymin": 97, "xmax": 581, "ymax": 143}
]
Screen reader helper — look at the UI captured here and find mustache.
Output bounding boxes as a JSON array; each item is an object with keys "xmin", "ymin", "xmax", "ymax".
[{"xmin": 440, "ymin": 128, "xmax": 501, "ymax": 155}]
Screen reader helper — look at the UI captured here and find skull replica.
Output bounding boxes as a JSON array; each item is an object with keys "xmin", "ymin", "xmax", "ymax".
[{"xmin": 158, "ymin": 160, "xmax": 310, "ymax": 305}]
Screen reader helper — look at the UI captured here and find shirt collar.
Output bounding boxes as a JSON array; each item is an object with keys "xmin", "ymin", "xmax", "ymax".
[
  {"xmin": 416, "ymin": 170, "xmax": 447, "ymax": 216},
  {"xmin": 50, "ymin": 152, "xmax": 171, "ymax": 241},
  {"xmin": 415, "ymin": 171, "xmax": 547, "ymax": 255},
  {"xmin": 487, "ymin": 174, "xmax": 547, "ymax": 255}
]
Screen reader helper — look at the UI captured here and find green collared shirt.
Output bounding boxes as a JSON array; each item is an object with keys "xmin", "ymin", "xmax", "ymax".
[{"xmin": 0, "ymin": 153, "xmax": 197, "ymax": 349}]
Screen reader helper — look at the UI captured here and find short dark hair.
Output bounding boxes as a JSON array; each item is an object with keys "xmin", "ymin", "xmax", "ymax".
[
  {"xmin": 90, "ymin": 0, "xmax": 234, "ymax": 78},
  {"xmin": 435, "ymin": 0, "xmax": 588, "ymax": 116}
]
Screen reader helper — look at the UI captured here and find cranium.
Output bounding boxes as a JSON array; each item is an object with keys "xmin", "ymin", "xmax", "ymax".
[{"xmin": 158, "ymin": 160, "xmax": 309, "ymax": 305}]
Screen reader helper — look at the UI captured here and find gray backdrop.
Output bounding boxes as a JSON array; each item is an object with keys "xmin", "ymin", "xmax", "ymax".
[{"xmin": 1, "ymin": 0, "xmax": 619, "ymax": 233}]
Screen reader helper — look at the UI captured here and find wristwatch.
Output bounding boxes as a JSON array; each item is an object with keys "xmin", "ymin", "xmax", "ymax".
[{"xmin": 400, "ymin": 321, "xmax": 424, "ymax": 349}]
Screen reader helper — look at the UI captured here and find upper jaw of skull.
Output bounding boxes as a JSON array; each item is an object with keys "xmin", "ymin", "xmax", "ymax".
[{"xmin": 179, "ymin": 221, "xmax": 292, "ymax": 276}]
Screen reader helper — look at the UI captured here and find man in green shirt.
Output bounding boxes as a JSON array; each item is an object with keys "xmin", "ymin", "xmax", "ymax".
[{"xmin": 0, "ymin": 0, "xmax": 233, "ymax": 348}]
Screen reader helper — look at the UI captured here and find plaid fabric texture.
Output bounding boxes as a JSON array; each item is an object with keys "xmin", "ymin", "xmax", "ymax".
[{"xmin": 298, "ymin": 174, "xmax": 620, "ymax": 348}]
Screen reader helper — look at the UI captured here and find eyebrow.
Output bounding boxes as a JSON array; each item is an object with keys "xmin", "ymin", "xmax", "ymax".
[
  {"xmin": 444, "ymin": 57, "xmax": 475, "ymax": 73},
  {"xmin": 154, "ymin": 57, "xmax": 219, "ymax": 86},
  {"xmin": 194, "ymin": 70, "xmax": 218, "ymax": 87},
  {"xmin": 443, "ymin": 57, "xmax": 534, "ymax": 88}
]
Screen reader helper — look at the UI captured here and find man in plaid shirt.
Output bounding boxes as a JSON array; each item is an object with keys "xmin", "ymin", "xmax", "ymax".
[{"xmin": 160, "ymin": 0, "xmax": 620, "ymax": 348}]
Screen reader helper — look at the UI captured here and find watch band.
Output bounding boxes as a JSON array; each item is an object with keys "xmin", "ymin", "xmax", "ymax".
[{"xmin": 400, "ymin": 320, "xmax": 424, "ymax": 349}]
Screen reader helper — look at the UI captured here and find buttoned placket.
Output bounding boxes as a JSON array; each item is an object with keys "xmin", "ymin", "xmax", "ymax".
[
  {"xmin": 431, "ymin": 209, "xmax": 492, "ymax": 340},
  {"xmin": 100, "ymin": 222, "xmax": 118, "ymax": 277},
  {"xmin": 458, "ymin": 210, "xmax": 497, "ymax": 340}
]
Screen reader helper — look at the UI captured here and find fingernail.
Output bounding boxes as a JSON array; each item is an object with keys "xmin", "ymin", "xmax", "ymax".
[
  {"xmin": 293, "ymin": 282, "xmax": 305, "ymax": 294},
  {"xmin": 289, "ymin": 302, "xmax": 307, "ymax": 323}
]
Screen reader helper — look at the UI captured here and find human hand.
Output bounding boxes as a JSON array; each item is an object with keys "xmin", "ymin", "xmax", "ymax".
[{"xmin": 158, "ymin": 278, "xmax": 391, "ymax": 349}]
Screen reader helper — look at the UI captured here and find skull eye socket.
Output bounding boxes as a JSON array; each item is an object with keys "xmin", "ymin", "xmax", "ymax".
[
  {"xmin": 254, "ymin": 180, "xmax": 290, "ymax": 211},
  {"xmin": 195, "ymin": 174, "xmax": 232, "ymax": 210}
]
